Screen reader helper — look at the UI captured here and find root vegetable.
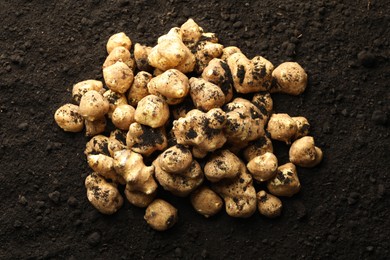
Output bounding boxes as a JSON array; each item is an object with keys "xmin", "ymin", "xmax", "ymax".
[
  {"xmin": 190, "ymin": 186, "xmax": 223, "ymax": 218},
  {"xmin": 271, "ymin": 62, "xmax": 307, "ymax": 95},
  {"xmin": 147, "ymin": 69, "xmax": 189, "ymax": 105},
  {"xmin": 180, "ymin": 18, "xmax": 203, "ymax": 48},
  {"xmin": 103, "ymin": 46, "xmax": 135, "ymax": 70},
  {"xmin": 266, "ymin": 113, "xmax": 297, "ymax": 144},
  {"xmin": 257, "ymin": 190, "xmax": 282, "ymax": 218},
  {"xmin": 252, "ymin": 92, "xmax": 273, "ymax": 122},
  {"xmin": 292, "ymin": 116, "xmax": 310, "ymax": 140},
  {"xmin": 201, "ymin": 58, "xmax": 234, "ymax": 104},
  {"xmin": 194, "ymin": 41, "xmax": 224, "ymax": 73},
  {"xmin": 54, "ymin": 104, "xmax": 84, "ymax": 132},
  {"xmin": 247, "ymin": 152, "xmax": 278, "ymax": 182},
  {"xmin": 113, "ymin": 149, "xmax": 157, "ymax": 195},
  {"xmin": 87, "ymin": 154, "xmax": 125, "ymax": 184},
  {"xmin": 154, "ymin": 155, "xmax": 204, "ymax": 197},
  {"xmin": 103, "ymin": 61, "xmax": 134, "ymax": 94},
  {"xmin": 127, "ymin": 71, "xmax": 152, "ymax": 107},
  {"xmin": 124, "ymin": 185, "xmax": 156, "ymax": 208},
  {"xmin": 85, "ymin": 172, "xmax": 124, "ymax": 215},
  {"xmin": 72, "ymin": 80, "xmax": 104, "ymax": 104},
  {"xmin": 221, "ymin": 46, "xmax": 242, "ymax": 61},
  {"xmin": 158, "ymin": 145, "xmax": 193, "ymax": 174},
  {"xmin": 172, "ymin": 108, "xmax": 227, "ymax": 158},
  {"xmin": 85, "ymin": 117, "xmax": 106, "ymax": 137},
  {"xmin": 243, "ymin": 135, "xmax": 274, "ymax": 162},
  {"xmin": 227, "ymin": 52, "xmax": 274, "ymax": 93},
  {"xmin": 267, "ymin": 163, "xmax": 300, "ymax": 197},
  {"xmin": 126, "ymin": 122, "xmax": 168, "ymax": 156},
  {"xmin": 204, "ymin": 149, "xmax": 241, "ymax": 182},
  {"xmin": 79, "ymin": 90, "xmax": 109, "ymax": 121},
  {"xmin": 107, "ymin": 129, "xmax": 127, "ymax": 157},
  {"xmin": 134, "ymin": 43, "xmax": 153, "ymax": 71},
  {"xmin": 212, "ymin": 160, "xmax": 257, "ymax": 218},
  {"xmin": 148, "ymin": 28, "xmax": 195, "ymax": 73},
  {"xmin": 103, "ymin": 90, "xmax": 128, "ymax": 118},
  {"xmin": 144, "ymin": 199, "xmax": 178, "ymax": 231},
  {"xmin": 111, "ymin": 104, "xmax": 135, "ymax": 130},
  {"xmin": 289, "ymin": 136, "xmax": 323, "ymax": 167},
  {"xmin": 106, "ymin": 32, "xmax": 132, "ymax": 54},
  {"xmin": 189, "ymin": 77, "xmax": 225, "ymax": 111},
  {"xmin": 134, "ymin": 95, "xmax": 170, "ymax": 128},
  {"xmin": 84, "ymin": 135, "xmax": 110, "ymax": 156}
]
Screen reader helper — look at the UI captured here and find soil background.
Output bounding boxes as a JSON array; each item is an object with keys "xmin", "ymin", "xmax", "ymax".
[{"xmin": 0, "ymin": 0, "xmax": 389, "ymax": 259}]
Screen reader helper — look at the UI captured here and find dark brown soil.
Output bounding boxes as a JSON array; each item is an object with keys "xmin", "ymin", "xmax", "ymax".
[{"xmin": 1, "ymin": 0, "xmax": 389, "ymax": 259}]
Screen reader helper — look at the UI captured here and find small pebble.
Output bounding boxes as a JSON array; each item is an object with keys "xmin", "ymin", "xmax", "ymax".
[
  {"xmin": 67, "ymin": 196, "xmax": 79, "ymax": 207},
  {"xmin": 87, "ymin": 232, "xmax": 101, "ymax": 247},
  {"xmin": 371, "ymin": 110, "xmax": 388, "ymax": 125},
  {"xmin": 17, "ymin": 122, "xmax": 28, "ymax": 130},
  {"xmin": 18, "ymin": 195, "xmax": 28, "ymax": 205},
  {"xmin": 48, "ymin": 191, "xmax": 61, "ymax": 204},
  {"xmin": 357, "ymin": 50, "xmax": 376, "ymax": 67}
]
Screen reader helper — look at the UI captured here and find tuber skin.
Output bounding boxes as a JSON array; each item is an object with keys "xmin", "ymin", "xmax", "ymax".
[
  {"xmin": 103, "ymin": 90, "xmax": 128, "ymax": 118},
  {"xmin": 148, "ymin": 28, "xmax": 195, "ymax": 73},
  {"xmin": 289, "ymin": 136, "xmax": 323, "ymax": 167},
  {"xmin": 180, "ymin": 18, "xmax": 203, "ymax": 48},
  {"xmin": 223, "ymin": 98, "xmax": 266, "ymax": 149},
  {"xmin": 85, "ymin": 117, "xmax": 106, "ymax": 137},
  {"xmin": 124, "ymin": 185, "xmax": 156, "ymax": 208},
  {"xmin": 257, "ymin": 190, "xmax": 282, "ymax": 218},
  {"xmin": 292, "ymin": 116, "xmax": 310, "ymax": 140},
  {"xmin": 212, "ymin": 159, "xmax": 257, "ymax": 218},
  {"xmin": 134, "ymin": 43, "xmax": 153, "ymax": 72},
  {"xmin": 243, "ymin": 135, "xmax": 274, "ymax": 162},
  {"xmin": 103, "ymin": 46, "xmax": 135, "ymax": 70},
  {"xmin": 158, "ymin": 145, "xmax": 193, "ymax": 174},
  {"xmin": 127, "ymin": 71, "xmax": 152, "ymax": 107},
  {"xmin": 144, "ymin": 199, "xmax": 178, "ymax": 231},
  {"xmin": 201, "ymin": 58, "xmax": 234, "ymax": 104},
  {"xmin": 87, "ymin": 153, "xmax": 125, "ymax": 184},
  {"xmin": 252, "ymin": 92, "xmax": 273, "ymax": 122},
  {"xmin": 103, "ymin": 61, "xmax": 134, "ymax": 94},
  {"xmin": 194, "ymin": 41, "xmax": 224, "ymax": 74},
  {"xmin": 113, "ymin": 149, "xmax": 157, "ymax": 195},
  {"xmin": 72, "ymin": 80, "xmax": 104, "ymax": 104},
  {"xmin": 134, "ymin": 95, "xmax": 170, "ymax": 128},
  {"xmin": 204, "ymin": 149, "xmax": 241, "ymax": 182},
  {"xmin": 271, "ymin": 62, "xmax": 307, "ymax": 95},
  {"xmin": 220, "ymin": 46, "xmax": 242, "ymax": 61},
  {"xmin": 79, "ymin": 90, "xmax": 109, "ymax": 121},
  {"xmin": 126, "ymin": 122, "xmax": 168, "ymax": 156},
  {"xmin": 154, "ymin": 157, "xmax": 204, "ymax": 197},
  {"xmin": 147, "ymin": 69, "xmax": 189, "ymax": 105},
  {"xmin": 189, "ymin": 77, "xmax": 225, "ymax": 111},
  {"xmin": 266, "ymin": 113, "xmax": 297, "ymax": 144},
  {"xmin": 85, "ymin": 172, "xmax": 124, "ymax": 215},
  {"xmin": 191, "ymin": 186, "xmax": 223, "ymax": 218},
  {"xmin": 106, "ymin": 32, "xmax": 132, "ymax": 54},
  {"xmin": 54, "ymin": 103, "xmax": 84, "ymax": 132},
  {"xmin": 172, "ymin": 108, "xmax": 227, "ymax": 158},
  {"xmin": 107, "ymin": 129, "xmax": 127, "ymax": 157},
  {"xmin": 84, "ymin": 135, "xmax": 110, "ymax": 157},
  {"xmin": 267, "ymin": 163, "xmax": 301, "ymax": 197},
  {"xmin": 111, "ymin": 104, "xmax": 135, "ymax": 130},
  {"xmin": 247, "ymin": 152, "xmax": 278, "ymax": 182},
  {"xmin": 227, "ymin": 52, "xmax": 274, "ymax": 94}
]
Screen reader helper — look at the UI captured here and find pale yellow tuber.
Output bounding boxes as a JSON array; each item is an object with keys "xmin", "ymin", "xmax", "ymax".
[
  {"xmin": 79, "ymin": 90, "xmax": 109, "ymax": 121},
  {"xmin": 247, "ymin": 152, "xmax": 278, "ymax": 182},
  {"xmin": 103, "ymin": 61, "xmax": 134, "ymax": 94},
  {"xmin": 204, "ymin": 149, "xmax": 241, "ymax": 182},
  {"xmin": 144, "ymin": 199, "xmax": 178, "ymax": 231},
  {"xmin": 271, "ymin": 62, "xmax": 307, "ymax": 95},
  {"xmin": 267, "ymin": 163, "xmax": 300, "ymax": 197},
  {"xmin": 106, "ymin": 32, "xmax": 132, "ymax": 54},
  {"xmin": 54, "ymin": 103, "xmax": 84, "ymax": 132},
  {"xmin": 289, "ymin": 136, "xmax": 323, "ymax": 167},
  {"xmin": 134, "ymin": 95, "xmax": 170, "ymax": 128},
  {"xmin": 72, "ymin": 80, "xmax": 104, "ymax": 104},
  {"xmin": 266, "ymin": 113, "xmax": 297, "ymax": 144},
  {"xmin": 190, "ymin": 186, "xmax": 223, "ymax": 218},
  {"xmin": 189, "ymin": 77, "xmax": 225, "ymax": 111},
  {"xmin": 127, "ymin": 71, "xmax": 152, "ymax": 107},
  {"xmin": 257, "ymin": 190, "xmax": 282, "ymax": 218},
  {"xmin": 85, "ymin": 172, "xmax": 123, "ymax": 215},
  {"xmin": 111, "ymin": 104, "xmax": 135, "ymax": 130}
]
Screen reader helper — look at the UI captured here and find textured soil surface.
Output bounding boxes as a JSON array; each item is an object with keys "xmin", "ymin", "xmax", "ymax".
[{"xmin": 1, "ymin": 0, "xmax": 389, "ymax": 259}]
